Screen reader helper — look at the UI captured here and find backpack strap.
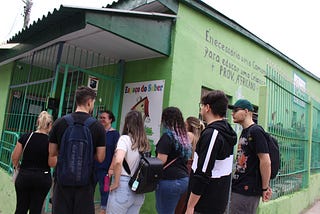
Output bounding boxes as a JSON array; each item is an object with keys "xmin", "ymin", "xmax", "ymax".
[
  {"xmin": 84, "ymin": 116, "xmax": 96, "ymax": 128},
  {"xmin": 123, "ymin": 159, "xmax": 131, "ymax": 175},
  {"xmin": 64, "ymin": 114, "xmax": 96, "ymax": 127},
  {"xmin": 64, "ymin": 114, "xmax": 74, "ymax": 126},
  {"xmin": 122, "ymin": 151, "xmax": 148, "ymax": 176}
]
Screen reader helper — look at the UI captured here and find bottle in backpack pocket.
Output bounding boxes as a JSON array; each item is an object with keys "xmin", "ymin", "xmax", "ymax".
[{"xmin": 104, "ymin": 174, "xmax": 110, "ymax": 192}]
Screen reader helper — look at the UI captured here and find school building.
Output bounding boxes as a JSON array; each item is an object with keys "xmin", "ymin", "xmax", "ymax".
[{"xmin": 0, "ymin": 0, "xmax": 320, "ymax": 213}]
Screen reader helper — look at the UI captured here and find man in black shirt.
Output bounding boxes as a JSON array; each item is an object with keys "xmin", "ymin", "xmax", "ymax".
[
  {"xmin": 229, "ymin": 99, "xmax": 272, "ymax": 214},
  {"xmin": 49, "ymin": 86, "xmax": 106, "ymax": 214},
  {"xmin": 186, "ymin": 90, "xmax": 237, "ymax": 214}
]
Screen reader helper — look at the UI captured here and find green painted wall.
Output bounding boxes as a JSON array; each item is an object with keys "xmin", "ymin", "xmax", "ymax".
[
  {"xmin": 122, "ymin": 56, "xmax": 173, "ymax": 110},
  {"xmin": 258, "ymin": 173, "xmax": 320, "ymax": 214},
  {"xmin": 169, "ymin": 3, "xmax": 320, "ymax": 119},
  {"xmin": 0, "ymin": 63, "xmax": 13, "ymax": 134}
]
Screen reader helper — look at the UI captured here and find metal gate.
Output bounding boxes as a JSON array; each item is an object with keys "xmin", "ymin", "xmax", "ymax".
[
  {"xmin": 0, "ymin": 43, "xmax": 123, "ymax": 173},
  {"xmin": 0, "ymin": 42, "xmax": 123, "ymax": 213},
  {"xmin": 52, "ymin": 63, "xmax": 123, "ymax": 121}
]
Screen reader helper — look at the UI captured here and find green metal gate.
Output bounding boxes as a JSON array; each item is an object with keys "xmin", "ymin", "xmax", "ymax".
[
  {"xmin": 0, "ymin": 43, "xmax": 123, "ymax": 173},
  {"xmin": 265, "ymin": 66, "xmax": 310, "ymax": 199},
  {"xmin": 0, "ymin": 42, "xmax": 123, "ymax": 213},
  {"xmin": 52, "ymin": 63, "xmax": 123, "ymax": 122},
  {"xmin": 0, "ymin": 45, "xmax": 57, "ymax": 173}
]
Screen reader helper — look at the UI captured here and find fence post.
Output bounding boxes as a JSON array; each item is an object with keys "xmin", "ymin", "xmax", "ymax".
[
  {"xmin": 306, "ymin": 99, "xmax": 313, "ymax": 187},
  {"xmin": 258, "ymin": 85, "xmax": 268, "ymax": 128}
]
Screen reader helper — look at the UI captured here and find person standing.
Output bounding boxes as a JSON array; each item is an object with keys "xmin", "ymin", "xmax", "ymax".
[
  {"xmin": 95, "ymin": 110, "xmax": 120, "ymax": 214},
  {"xmin": 186, "ymin": 90, "xmax": 237, "ymax": 214},
  {"xmin": 175, "ymin": 116, "xmax": 204, "ymax": 214},
  {"xmin": 229, "ymin": 99, "xmax": 272, "ymax": 214},
  {"xmin": 107, "ymin": 110, "xmax": 150, "ymax": 214},
  {"xmin": 48, "ymin": 86, "xmax": 106, "ymax": 214},
  {"xmin": 156, "ymin": 107, "xmax": 192, "ymax": 214},
  {"xmin": 185, "ymin": 116, "xmax": 205, "ymax": 160},
  {"xmin": 11, "ymin": 111, "xmax": 53, "ymax": 214}
]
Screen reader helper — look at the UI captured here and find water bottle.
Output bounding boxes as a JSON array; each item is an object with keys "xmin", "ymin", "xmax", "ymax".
[{"xmin": 104, "ymin": 174, "xmax": 110, "ymax": 192}]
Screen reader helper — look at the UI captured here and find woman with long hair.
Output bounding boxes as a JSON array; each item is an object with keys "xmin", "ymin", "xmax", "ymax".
[
  {"xmin": 155, "ymin": 107, "xmax": 192, "ymax": 214},
  {"xmin": 186, "ymin": 116, "xmax": 205, "ymax": 159},
  {"xmin": 11, "ymin": 111, "xmax": 53, "ymax": 214},
  {"xmin": 107, "ymin": 110, "xmax": 150, "ymax": 214}
]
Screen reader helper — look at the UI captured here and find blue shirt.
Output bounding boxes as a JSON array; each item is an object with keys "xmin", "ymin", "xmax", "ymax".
[{"xmin": 95, "ymin": 129, "xmax": 120, "ymax": 170}]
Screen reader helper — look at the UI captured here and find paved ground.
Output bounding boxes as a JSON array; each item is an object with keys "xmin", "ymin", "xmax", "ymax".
[
  {"xmin": 1, "ymin": 168, "xmax": 319, "ymax": 214},
  {"xmin": 301, "ymin": 199, "xmax": 320, "ymax": 214}
]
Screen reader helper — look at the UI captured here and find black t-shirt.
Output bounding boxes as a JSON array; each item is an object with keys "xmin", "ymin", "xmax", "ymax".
[
  {"xmin": 49, "ymin": 112, "xmax": 106, "ymax": 152},
  {"xmin": 156, "ymin": 133, "xmax": 189, "ymax": 180},
  {"xmin": 19, "ymin": 132, "xmax": 50, "ymax": 170},
  {"xmin": 232, "ymin": 124, "xmax": 269, "ymax": 196}
]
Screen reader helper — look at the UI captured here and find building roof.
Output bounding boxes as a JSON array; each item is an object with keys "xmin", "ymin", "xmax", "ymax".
[{"xmin": 0, "ymin": 5, "xmax": 175, "ymax": 65}]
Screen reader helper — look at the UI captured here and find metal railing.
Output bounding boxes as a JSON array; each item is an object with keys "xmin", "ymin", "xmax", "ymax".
[{"xmin": 266, "ymin": 66, "xmax": 309, "ymax": 199}]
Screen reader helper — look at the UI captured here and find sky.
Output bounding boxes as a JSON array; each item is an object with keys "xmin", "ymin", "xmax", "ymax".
[{"xmin": 0, "ymin": 0, "xmax": 319, "ymax": 78}]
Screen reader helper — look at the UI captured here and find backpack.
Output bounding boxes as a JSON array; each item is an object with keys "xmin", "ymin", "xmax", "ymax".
[
  {"xmin": 56, "ymin": 114, "xmax": 96, "ymax": 186},
  {"xmin": 248, "ymin": 124, "xmax": 280, "ymax": 179},
  {"xmin": 123, "ymin": 152, "xmax": 163, "ymax": 194}
]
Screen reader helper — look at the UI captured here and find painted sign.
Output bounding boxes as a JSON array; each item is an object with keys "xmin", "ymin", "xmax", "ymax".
[{"xmin": 120, "ymin": 80, "xmax": 165, "ymax": 151}]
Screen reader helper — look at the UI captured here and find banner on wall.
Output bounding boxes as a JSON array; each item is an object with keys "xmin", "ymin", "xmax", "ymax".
[
  {"xmin": 293, "ymin": 73, "xmax": 306, "ymax": 107},
  {"xmin": 120, "ymin": 80, "xmax": 165, "ymax": 150}
]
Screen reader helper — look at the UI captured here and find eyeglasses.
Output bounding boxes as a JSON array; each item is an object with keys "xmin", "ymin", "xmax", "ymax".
[
  {"xmin": 232, "ymin": 108, "xmax": 245, "ymax": 113},
  {"xmin": 199, "ymin": 103, "xmax": 204, "ymax": 109}
]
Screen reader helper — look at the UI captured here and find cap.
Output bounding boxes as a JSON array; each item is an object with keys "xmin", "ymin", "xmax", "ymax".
[{"xmin": 228, "ymin": 99, "xmax": 254, "ymax": 112}]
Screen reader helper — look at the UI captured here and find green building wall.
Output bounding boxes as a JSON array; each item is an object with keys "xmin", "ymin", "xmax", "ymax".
[
  {"xmin": 0, "ymin": 63, "xmax": 13, "ymax": 134},
  {"xmin": 168, "ymin": 3, "xmax": 320, "ymax": 119},
  {"xmin": 122, "ymin": 56, "xmax": 174, "ymax": 111}
]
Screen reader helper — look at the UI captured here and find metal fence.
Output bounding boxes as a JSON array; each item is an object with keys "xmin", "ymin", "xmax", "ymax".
[
  {"xmin": 0, "ymin": 42, "xmax": 122, "ymax": 212},
  {"xmin": 266, "ymin": 66, "xmax": 309, "ymax": 199},
  {"xmin": 311, "ymin": 98, "xmax": 320, "ymax": 173}
]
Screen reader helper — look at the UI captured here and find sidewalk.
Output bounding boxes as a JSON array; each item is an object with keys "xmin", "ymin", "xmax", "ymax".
[{"xmin": 302, "ymin": 199, "xmax": 320, "ymax": 214}]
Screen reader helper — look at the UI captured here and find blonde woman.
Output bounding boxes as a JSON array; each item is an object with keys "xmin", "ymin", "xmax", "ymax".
[
  {"xmin": 11, "ymin": 111, "xmax": 53, "ymax": 214},
  {"xmin": 107, "ymin": 110, "xmax": 150, "ymax": 214},
  {"xmin": 185, "ymin": 116, "xmax": 205, "ymax": 159}
]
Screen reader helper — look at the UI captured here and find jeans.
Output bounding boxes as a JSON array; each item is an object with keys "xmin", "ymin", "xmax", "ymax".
[
  {"xmin": 94, "ymin": 169, "xmax": 109, "ymax": 209},
  {"xmin": 14, "ymin": 168, "xmax": 52, "ymax": 214},
  {"xmin": 230, "ymin": 192, "xmax": 260, "ymax": 214},
  {"xmin": 156, "ymin": 177, "xmax": 189, "ymax": 214},
  {"xmin": 107, "ymin": 176, "xmax": 145, "ymax": 214}
]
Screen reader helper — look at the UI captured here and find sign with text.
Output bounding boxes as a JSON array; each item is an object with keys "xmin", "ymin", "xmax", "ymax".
[{"xmin": 120, "ymin": 80, "xmax": 165, "ymax": 149}]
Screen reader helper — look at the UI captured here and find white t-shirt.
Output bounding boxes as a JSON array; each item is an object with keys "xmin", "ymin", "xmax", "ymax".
[{"xmin": 116, "ymin": 135, "xmax": 140, "ymax": 176}]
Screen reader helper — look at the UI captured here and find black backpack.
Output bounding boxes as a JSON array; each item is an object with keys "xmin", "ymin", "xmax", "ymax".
[
  {"xmin": 123, "ymin": 152, "xmax": 163, "ymax": 194},
  {"xmin": 56, "ymin": 114, "xmax": 96, "ymax": 186},
  {"xmin": 248, "ymin": 124, "xmax": 280, "ymax": 179}
]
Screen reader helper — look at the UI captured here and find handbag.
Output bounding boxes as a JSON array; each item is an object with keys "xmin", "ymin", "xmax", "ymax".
[
  {"xmin": 123, "ymin": 153, "xmax": 178, "ymax": 194},
  {"xmin": 12, "ymin": 132, "xmax": 33, "ymax": 182}
]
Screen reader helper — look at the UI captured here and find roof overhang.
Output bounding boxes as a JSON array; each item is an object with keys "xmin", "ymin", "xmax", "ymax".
[{"xmin": 0, "ymin": 5, "xmax": 175, "ymax": 65}]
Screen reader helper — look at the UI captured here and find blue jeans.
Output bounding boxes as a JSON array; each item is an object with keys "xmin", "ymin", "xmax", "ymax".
[
  {"xmin": 94, "ymin": 169, "xmax": 109, "ymax": 209},
  {"xmin": 107, "ymin": 176, "xmax": 145, "ymax": 214},
  {"xmin": 156, "ymin": 177, "xmax": 189, "ymax": 214}
]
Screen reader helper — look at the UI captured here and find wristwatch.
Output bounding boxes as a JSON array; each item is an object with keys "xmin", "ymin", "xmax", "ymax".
[{"xmin": 262, "ymin": 187, "xmax": 268, "ymax": 191}]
